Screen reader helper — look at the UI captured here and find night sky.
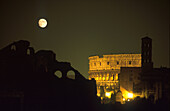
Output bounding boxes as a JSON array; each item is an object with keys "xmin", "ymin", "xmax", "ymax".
[{"xmin": 0, "ymin": 0, "xmax": 169, "ymax": 78}]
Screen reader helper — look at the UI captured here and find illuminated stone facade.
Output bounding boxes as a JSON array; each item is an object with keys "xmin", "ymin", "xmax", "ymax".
[{"xmin": 88, "ymin": 54, "xmax": 141, "ymax": 98}]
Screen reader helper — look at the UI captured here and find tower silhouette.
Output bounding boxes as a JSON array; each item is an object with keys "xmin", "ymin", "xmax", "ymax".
[{"xmin": 141, "ymin": 37, "xmax": 153, "ymax": 72}]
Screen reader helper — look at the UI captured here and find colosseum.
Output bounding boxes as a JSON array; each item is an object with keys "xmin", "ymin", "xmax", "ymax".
[{"xmin": 88, "ymin": 54, "xmax": 141, "ymax": 100}]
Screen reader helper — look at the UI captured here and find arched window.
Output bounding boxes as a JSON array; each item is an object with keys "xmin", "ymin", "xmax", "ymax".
[
  {"xmin": 106, "ymin": 76, "xmax": 109, "ymax": 81},
  {"xmin": 27, "ymin": 49, "xmax": 30, "ymax": 55},
  {"xmin": 67, "ymin": 70, "xmax": 75, "ymax": 79},
  {"xmin": 54, "ymin": 71, "xmax": 62, "ymax": 78},
  {"xmin": 110, "ymin": 76, "xmax": 113, "ymax": 81},
  {"xmin": 96, "ymin": 77, "xmax": 98, "ymax": 80},
  {"xmin": 11, "ymin": 45, "xmax": 16, "ymax": 51},
  {"xmin": 115, "ymin": 74, "xmax": 118, "ymax": 80},
  {"xmin": 103, "ymin": 77, "xmax": 105, "ymax": 81},
  {"xmin": 94, "ymin": 62, "xmax": 96, "ymax": 66}
]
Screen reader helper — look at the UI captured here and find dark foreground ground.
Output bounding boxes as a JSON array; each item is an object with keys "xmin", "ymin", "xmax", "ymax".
[{"xmin": 0, "ymin": 98, "xmax": 169, "ymax": 111}]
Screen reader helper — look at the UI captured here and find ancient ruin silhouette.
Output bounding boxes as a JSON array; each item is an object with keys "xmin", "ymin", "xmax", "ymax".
[
  {"xmin": 0, "ymin": 40, "xmax": 169, "ymax": 111},
  {"xmin": 0, "ymin": 40, "xmax": 97, "ymax": 111}
]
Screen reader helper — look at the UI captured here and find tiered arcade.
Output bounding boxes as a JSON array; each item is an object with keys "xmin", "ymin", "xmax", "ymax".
[{"xmin": 88, "ymin": 54, "xmax": 141, "ymax": 98}]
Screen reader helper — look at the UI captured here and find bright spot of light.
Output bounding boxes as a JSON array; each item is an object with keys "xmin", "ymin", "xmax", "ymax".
[
  {"xmin": 123, "ymin": 98, "xmax": 125, "ymax": 101},
  {"xmin": 38, "ymin": 18, "xmax": 47, "ymax": 28},
  {"xmin": 128, "ymin": 93, "xmax": 133, "ymax": 98},
  {"xmin": 105, "ymin": 92, "xmax": 111, "ymax": 98}
]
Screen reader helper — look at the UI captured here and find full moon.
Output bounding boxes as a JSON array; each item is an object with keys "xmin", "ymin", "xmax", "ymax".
[{"xmin": 38, "ymin": 18, "xmax": 47, "ymax": 28}]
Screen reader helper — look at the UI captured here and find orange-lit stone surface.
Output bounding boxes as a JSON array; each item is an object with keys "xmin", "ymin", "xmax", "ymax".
[{"xmin": 88, "ymin": 54, "xmax": 141, "ymax": 97}]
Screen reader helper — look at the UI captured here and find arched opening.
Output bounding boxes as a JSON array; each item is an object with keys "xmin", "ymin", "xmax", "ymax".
[
  {"xmin": 54, "ymin": 71, "xmax": 62, "ymax": 78},
  {"xmin": 67, "ymin": 70, "xmax": 75, "ymax": 79},
  {"xmin": 11, "ymin": 45, "xmax": 16, "ymax": 51},
  {"xmin": 27, "ymin": 49, "xmax": 30, "ymax": 55}
]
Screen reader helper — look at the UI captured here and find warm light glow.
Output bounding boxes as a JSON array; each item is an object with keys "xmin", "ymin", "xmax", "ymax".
[
  {"xmin": 89, "ymin": 54, "xmax": 141, "ymax": 71},
  {"xmin": 110, "ymin": 76, "xmax": 113, "ymax": 80},
  {"xmin": 88, "ymin": 54, "xmax": 141, "ymax": 99},
  {"xmin": 127, "ymin": 99, "xmax": 130, "ymax": 101},
  {"xmin": 115, "ymin": 73, "xmax": 118, "ymax": 80},
  {"xmin": 38, "ymin": 18, "xmax": 47, "ymax": 28},
  {"xmin": 106, "ymin": 76, "xmax": 109, "ymax": 80},
  {"xmin": 128, "ymin": 93, "xmax": 133, "ymax": 98},
  {"xmin": 95, "ymin": 77, "xmax": 98, "ymax": 80},
  {"xmin": 123, "ymin": 98, "xmax": 125, "ymax": 101},
  {"xmin": 105, "ymin": 92, "xmax": 111, "ymax": 98},
  {"xmin": 120, "ymin": 86, "xmax": 135, "ymax": 99}
]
